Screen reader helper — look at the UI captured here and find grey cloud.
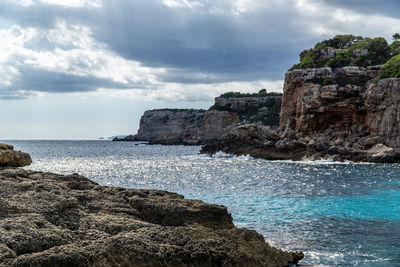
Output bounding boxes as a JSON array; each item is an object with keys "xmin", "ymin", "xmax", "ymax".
[
  {"xmin": 0, "ymin": 90, "xmax": 32, "ymax": 100},
  {"xmin": 0, "ymin": 0, "xmax": 317, "ymax": 85},
  {"xmin": 317, "ymin": 0, "xmax": 400, "ymax": 19},
  {"xmin": 5, "ymin": 67, "xmax": 141, "ymax": 94},
  {"xmin": 3, "ymin": 0, "xmax": 397, "ymax": 98},
  {"xmin": 92, "ymin": 1, "xmax": 312, "ymax": 81}
]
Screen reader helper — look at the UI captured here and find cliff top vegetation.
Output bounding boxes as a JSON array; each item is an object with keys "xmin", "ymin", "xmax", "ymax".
[
  {"xmin": 219, "ymin": 89, "xmax": 282, "ymax": 98},
  {"xmin": 150, "ymin": 108, "xmax": 206, "ymax": 113},
  {"xmin": 291, "ymin": 35, "xmax": 400, "ymax": 74}
]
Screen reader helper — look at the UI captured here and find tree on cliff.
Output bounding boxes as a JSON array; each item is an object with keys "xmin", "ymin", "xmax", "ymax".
[{"xmin": 393, "ymin": 33, "xmax": 400, "ymax": 41}]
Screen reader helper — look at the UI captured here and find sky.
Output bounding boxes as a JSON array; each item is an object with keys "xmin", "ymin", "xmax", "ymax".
[{"xmin": 1, "ymin": 0, "xmax": 400, "ymax": 139}]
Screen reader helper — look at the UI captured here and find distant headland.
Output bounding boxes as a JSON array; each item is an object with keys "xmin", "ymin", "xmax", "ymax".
[{"xmin": 118, "ymin": 35, "xmax": 400, "ymax": 163}]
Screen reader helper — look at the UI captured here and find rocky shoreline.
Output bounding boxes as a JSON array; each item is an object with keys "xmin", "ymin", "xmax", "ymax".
[
  {"xmin": 200, "ymin": 124, "xmax": 400, "ymax": 163},
  {"xmin": 0, "ymin": 144, "xmax": 303, "ymax": 266}
]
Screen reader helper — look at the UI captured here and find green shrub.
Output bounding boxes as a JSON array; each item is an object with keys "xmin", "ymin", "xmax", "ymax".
[
  {"xmin": 378, "ymin": 55, "xmax": 400, "ymax": 79},
  {"xmin": 208, "ymin": 103, "xmax": 233, "ymax": 111},
  {"xmin": 314, "ymin": 35, "xmax": 364, "ymax": 49},
  {"xmin": 291, "ymin": 35, "xmax": 391, "ymax": 70},
  {"xmin": 391, "ymin": 41, "xmax": 400, "ymax": 56},
  {"xmin": 219, "ymin": 91, "xmax": 282, "ymax": 98}
]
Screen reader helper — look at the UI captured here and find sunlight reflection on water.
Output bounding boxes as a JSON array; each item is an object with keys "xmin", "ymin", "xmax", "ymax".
[{"xmin": 6, "ymin": 140, "xmax": 400, "ymax": 266}]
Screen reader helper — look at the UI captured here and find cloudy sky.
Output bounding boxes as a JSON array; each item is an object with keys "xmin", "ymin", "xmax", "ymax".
[{"xmin": 1, "ymin": 0, "xmax": 400, "ymax": 139}]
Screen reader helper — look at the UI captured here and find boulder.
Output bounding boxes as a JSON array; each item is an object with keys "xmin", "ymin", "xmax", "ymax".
[
  {"xmin": 0, "ymin": 144, "xmax": 31, "ymax": 167},
  {"xmin": 367, "ymin": 144, "xmax": 400, "ymax": 163}
]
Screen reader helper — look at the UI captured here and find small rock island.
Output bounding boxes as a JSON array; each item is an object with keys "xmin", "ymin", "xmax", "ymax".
[{"xmin": 0, "ymin": 144, "xmax": 303, "ymax": 266}]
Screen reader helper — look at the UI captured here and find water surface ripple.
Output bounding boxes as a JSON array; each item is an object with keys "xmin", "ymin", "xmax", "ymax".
[{"xmin": 6, "ymin": 140, "xmax": 400, "ymax": 266}]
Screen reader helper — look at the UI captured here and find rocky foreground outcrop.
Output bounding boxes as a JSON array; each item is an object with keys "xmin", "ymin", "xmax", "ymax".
[
  {"xmin": 202, "ymin": 35, "xmax": 400, "ymax": 163},
  {"xmin": 0, "ymin": 144, "xmax": 31, "ymax": 167},
  {"xmin": 0, "ymin": 146, "xmax": 303, "ymax": 266}
]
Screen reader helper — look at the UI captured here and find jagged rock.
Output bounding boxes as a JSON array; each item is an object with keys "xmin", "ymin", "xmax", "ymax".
[
  {"xmin": 0, "ymin": 168, "xmax": 303, "ymax": 266},
  {"xmin": 367, "ymin": 144, "xmax": 400, "ymax": 163},
  {"xmin": 196, "ymin": 110, "xmax": 239, "ymax": 144},
  {"xmin": 364, "ymin": 79, "xmax": 400, "ymax": 147},
  {"xmin": 363, "ymin": 136, "xmax": 382, "ymax": 148},
  {"xmin": 0, "ymin": 144, "xmax": 13, "ymax": 151},
  {"xmin": 135, "ymin": 109, "xmax": 206, "ymax": 144},
  {"xmin": 0, "ymin": 144, "xmax": 31, "ymax": 167},
  {"xmin": 201, "ymin": 124, "xmax": 307, "ymax": 160}
]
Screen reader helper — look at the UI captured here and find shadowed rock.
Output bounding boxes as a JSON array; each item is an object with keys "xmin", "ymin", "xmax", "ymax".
[
  {"xmin": 0, "ymin": 143, "xmax": 32, "ymax": 167},
  {"xmin": 0, "ymin": 168, "xmax": 303, "ymax": 266}
]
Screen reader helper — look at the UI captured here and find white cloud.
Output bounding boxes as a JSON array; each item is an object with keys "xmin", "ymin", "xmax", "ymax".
[
  {"xmin": 0, "ymin": 22, "xmax": 165, "ymax": 97},
  {"xmin": 1, "ymin": 0, "xmax": 400, "ymax": 101},
  {"xmin": 100, "ymin": 79, "xmax": 284, "ymax": 103},
  {"xmin": 162, "ymin": 0, "xmax": 203, "ymax": 9},
  {"xmin": 40, "ymin": 0, "xmax": 102, "ymax": 8}
]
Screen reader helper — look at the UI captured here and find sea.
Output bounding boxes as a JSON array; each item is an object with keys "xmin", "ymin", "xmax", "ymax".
[{"xmin": 4, "ymin": 140, "xmax": 400, "ymax": 266}]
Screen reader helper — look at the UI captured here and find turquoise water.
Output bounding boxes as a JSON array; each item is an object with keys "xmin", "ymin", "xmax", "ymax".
[{"xmin": 4, "ymin": 140, "xmax": 400, "ymax": 266}]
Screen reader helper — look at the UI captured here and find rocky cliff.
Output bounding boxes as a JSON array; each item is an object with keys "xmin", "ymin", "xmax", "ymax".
[
  {"xmin": 202, "ymin": 35, "xmax": 400, "ymax": 163},
  {"xmin": 0, "ymin": 145, "xmax": 303, "ymax": 266},
  {"xmin": 210, "ymin": 91, "xmax": 282, "ymax": 127},
  {"xmin": 115, "ymin": 90, "xmax": 282, "ymax": 145},
  {"xmin": 133, "ymin": 109, "xmax": 206, "ymax": 145}
]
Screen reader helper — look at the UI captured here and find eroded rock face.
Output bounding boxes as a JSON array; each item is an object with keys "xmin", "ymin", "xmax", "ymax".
[
  {"xmin": 279, "ymin": 65, "xmax": 400, "ymax": 149},
  {"xmin": 279, "ymin": 66, "xmax": 374, "ymax": 133},
  {"xmin": 0, "ymin": 168, "xmax": 303, "ymax": 266},
  {"xmin": 0, "ymin": 144, "xmax": 31, "ymax": 167},
  {"xmin": 364, "ymin": 78, "xmax": 400, "ymax": 147},
  {"xmin": 115, "ymin": 94, "xmax": 281, "ymax": 145},
  {"xmin": 213, "ymin": 95, "xmax": 282, "ymax": 127},
  {"xmin": 196, "ymin": 110, "xmax": 239, "ymax": 143},
  {"xmin": 135, "ymin": 109, "xmax": 206, "ymax": 144}
]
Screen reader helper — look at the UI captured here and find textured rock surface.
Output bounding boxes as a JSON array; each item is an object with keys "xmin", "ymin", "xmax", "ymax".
[
  {"xmin": 196, "ymin": 110, "xmax": 239, "ymax": 143},
  {"xmin": 279, "ymin": 65, "xmax": 400, "ymax": 148},
  {"xmin": 135, "ymin": 109, "xmax": 206, "ymax": 144},
  {"xmin": 279, "ymin": 66, "xmax": 374, "ymax": 133},
  {"xmin": 364, "ymin": 78, "xmax": 400, "ymax": 147},
  {"xmin": 115, "ymin": 94, "xmax": 281, "ymax": 145},
  {"xmin": 0, "ymin": 168, "xmax": 303, "ymax": 266},
  {"xmin": 200, "ymin": 124, "xmax": 400, "ymax": 163},
  {"xmin": 0, "ymin": 143, "xmax": 31, "ymax": 167},
  {"xmin": 212, "ymin": 95, "xmax": 281, "ymax": 127},
  {"xmin": 202, "ymin": 74, "xmax": 400, "ymax": 163}
]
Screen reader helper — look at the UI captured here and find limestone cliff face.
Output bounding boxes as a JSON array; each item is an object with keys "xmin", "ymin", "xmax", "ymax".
[
  {"xmin": 364, "ymin": 78, "xmax": 400, "ymax": 147},
  {"xmin": 116, "ymin": 93, "xmax": 281, "ymax": 145},
  {"xmin": 212, "ymin": 95, "xmax": 281, "ymax": 127},
  {"xmin": 134, "ymin": 109, "xmax": 206, "ymax": 144},
  {"xmin": 279, "ymin": 66, "xmax": 400, "ymax": 148},
  {"xmin": 197, "ymin": 110, "xmax": 239, "ymax": 143},
  {"xmin": 133, "ymin": 109, "xmax": 238, "ymax": 145},
  {"xmin": 279, "ymin": 66, "xmax": 378, "ymax": 132}
]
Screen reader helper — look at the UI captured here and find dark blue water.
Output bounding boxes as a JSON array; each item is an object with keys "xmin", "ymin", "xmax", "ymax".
[{"xmin": 4, "ymin": 140, "xmax": 400, "ymax": 266}]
